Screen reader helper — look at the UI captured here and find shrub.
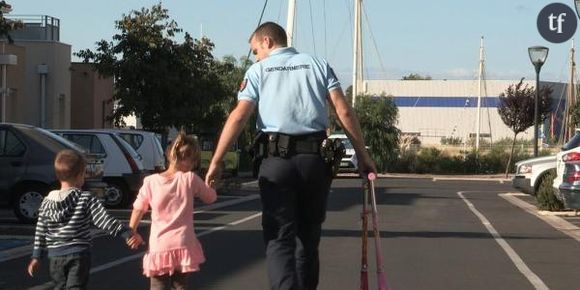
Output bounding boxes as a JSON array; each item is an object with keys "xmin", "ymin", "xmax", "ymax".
[
  {"xmin": 392, "ymin": 151, "xmax": 418, "ymax": 173},
  {"xmin": 535, "ymin": 169, "xmax": 564, "ymax": 211},
  {"xmin": 440, "ymin": 136, "xmax": 462, "ymax": 145},
  {"xmin": 390, "ymin": 146, "xmax": 535, "ymax": 174},
  {"xmin": 415, "ymin": 148, "xmax": 442, "ymax": 173}
]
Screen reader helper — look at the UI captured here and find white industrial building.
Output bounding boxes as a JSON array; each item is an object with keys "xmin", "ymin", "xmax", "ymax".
[{"xmin": 363, "ymin": 80, "xmax": 567, "ymax": 145}]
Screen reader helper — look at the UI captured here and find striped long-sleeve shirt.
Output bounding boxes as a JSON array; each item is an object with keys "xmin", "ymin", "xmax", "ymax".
[{"xmin": 32, "ymin": 188, "xmax": 132, "ymax": 259}]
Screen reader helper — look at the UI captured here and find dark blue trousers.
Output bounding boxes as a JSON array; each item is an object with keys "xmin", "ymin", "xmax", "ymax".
[
  {"xmin": 258, "ymin": 154, "xmax": 332, "ymax": 290},
  {"xmin": 49, "ymin": 251, "xmax": 91, "ymax": 290}
]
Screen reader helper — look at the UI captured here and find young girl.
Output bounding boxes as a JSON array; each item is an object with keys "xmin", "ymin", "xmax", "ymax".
[{"xmin": 129, "ymin": 132, "xmax": 217, "ymax": 290}]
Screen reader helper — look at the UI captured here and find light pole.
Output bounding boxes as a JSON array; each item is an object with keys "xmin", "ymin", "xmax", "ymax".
[{"xmin": 528, "ymin": 46, "xmax": 549, "ymax": 157}]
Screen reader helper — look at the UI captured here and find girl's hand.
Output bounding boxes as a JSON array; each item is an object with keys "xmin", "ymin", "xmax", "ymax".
[
  {"xmin": 127, "ymin": 232, "xmax": 145, "ymax": 250},
  {"xmin": 27, "ymin": 259, "xmax": 40, "ymax": 277}
]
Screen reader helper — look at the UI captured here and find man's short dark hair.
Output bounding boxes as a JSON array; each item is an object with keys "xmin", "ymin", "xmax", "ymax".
[
  {"xmin": 55, "ymin": 149, "xmax": 86, "ymax": 183},
  {"xmin": 251, "ymin": 22, "xmax": 288, "ymax": 47}
]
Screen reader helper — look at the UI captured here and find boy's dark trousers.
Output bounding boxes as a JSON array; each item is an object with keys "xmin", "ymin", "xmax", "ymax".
[
  {"xmin": 49, "ymin": 251, "xmax": 91, "ymax": 290},
  {"xmin": 258, "ymin": 153, "xmax": 332, "ymax": 290}
]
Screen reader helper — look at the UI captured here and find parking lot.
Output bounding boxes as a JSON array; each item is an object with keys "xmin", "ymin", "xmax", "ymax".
[{"xmin": 2, "ymin": 176, "xmax": 580, "ymax": 289}]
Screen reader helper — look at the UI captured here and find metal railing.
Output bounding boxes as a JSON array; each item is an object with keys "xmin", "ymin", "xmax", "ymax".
[{"xmin": 5, "ymin": 15, "xmax": 60, "ymax": 41}]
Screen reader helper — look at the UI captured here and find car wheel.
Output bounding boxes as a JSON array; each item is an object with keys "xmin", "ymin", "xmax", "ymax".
[
  {"xmin": 103, "ymin": 182, "xmax": 129, "ymax": 208},
  {"xmin": 13, "ymin": 185, "xmax": 47, "ymax": 223}
]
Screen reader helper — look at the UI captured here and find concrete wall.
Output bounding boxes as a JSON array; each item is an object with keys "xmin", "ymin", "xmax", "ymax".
[
  {"xmin": 70, "ymin": 63, "xmax": 114, "ymax": 129},
  {"xmin": 0, "ymin": 44, "xmax": 26, "ymax": 123},
  {"xmin": 9, "ymin": 41, "xmax": 71, "ymax": 128}
]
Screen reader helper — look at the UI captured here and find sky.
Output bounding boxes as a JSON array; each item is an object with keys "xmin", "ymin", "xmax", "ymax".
[{"xmin": 10, "ymin": 0, "xmax": 580, "ymax": 88}]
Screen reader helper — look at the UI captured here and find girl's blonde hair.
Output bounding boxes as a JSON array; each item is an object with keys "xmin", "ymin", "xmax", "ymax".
[{"xmin": 166, "ymin": 131, "xmax": 200, "ymax": 169}]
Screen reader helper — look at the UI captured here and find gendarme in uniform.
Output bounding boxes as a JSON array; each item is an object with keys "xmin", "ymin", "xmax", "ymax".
[
  {"xmin": 239, "ymin": 46, "xmax": 341, "ymax": 290},
  {"xmin": 239, "ymin": 47, "xmax": 341, "ymax": 134}
]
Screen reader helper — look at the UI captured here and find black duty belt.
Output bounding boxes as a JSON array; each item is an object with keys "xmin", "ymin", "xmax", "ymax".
[{"xmin": 265, "ymin": 131, "xmax": 326, "ymax": 157}]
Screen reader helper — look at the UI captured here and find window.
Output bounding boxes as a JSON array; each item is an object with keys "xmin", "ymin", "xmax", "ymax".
[
  {"xmin": 563, "ymin": 131, "xmax": 580, "ymax": 151},
  {"xmin": 202, "ymin": 140, "xmax": 213, "ymax": 151},
  {"xmin": 340, "ymin": 138, "xmax": 354, "ymax": 149},
  {"xmin": 118, "ymin": 133, "xmax": 144, "ymax": 150},
  {"xmin": 61, "ymin": 134, "xmax": 105, "ymax": 154},
  {"xmin": 0, "ymin": 129, "xmax": 25, "ymax": 156}
]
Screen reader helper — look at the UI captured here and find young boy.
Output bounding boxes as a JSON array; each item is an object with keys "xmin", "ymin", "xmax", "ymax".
[{"xmin": 27, "ymin": 149, "xmax": 143, "ymax": 289}]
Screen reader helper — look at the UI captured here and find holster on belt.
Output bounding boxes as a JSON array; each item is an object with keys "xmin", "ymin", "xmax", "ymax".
[
  {"xmin": 250, "ymin": 131, "xmax": 267, "ymax": 161},
  {"xmin": 320, "ymin": 138, "xmax": 346, "ymax": 177}
]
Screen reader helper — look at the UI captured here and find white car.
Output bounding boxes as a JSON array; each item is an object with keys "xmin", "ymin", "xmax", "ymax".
[
  {"xmin": 512, "ymin": 155, "xmax": 556, "ymax": 195},
  {"xmin": 328, "ymin": 133, "xmax": 358, "ymax": 173},
  {"xmin": 554, "ymin": 129, "xmax": 580, "ymax": 205},
  {"xmin": 101, "ymin": 129, "xmax": 166, "ymax": 173},
  {"xmin": 52, "ymin": 130, "xmax": 146, "ymax": 208}
]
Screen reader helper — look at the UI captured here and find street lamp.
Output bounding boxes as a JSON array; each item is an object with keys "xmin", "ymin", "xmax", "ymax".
[{"xmin": 528, "ymin": 46, "xmax": 549, "ymax": 157}]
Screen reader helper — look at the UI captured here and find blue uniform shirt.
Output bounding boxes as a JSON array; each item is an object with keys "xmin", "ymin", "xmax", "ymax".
[{"xmin": 238, "ymin": 47, "xmax": 342, "ymax": 135}]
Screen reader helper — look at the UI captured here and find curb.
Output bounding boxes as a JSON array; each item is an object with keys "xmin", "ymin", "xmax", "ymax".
[
  {"xmin": 244, "ymin": 173, "xmax": 512, "ymax": 182},
  {"xmin": 371, "ymin": 173, "xmax": 511, "ymax": 183}
]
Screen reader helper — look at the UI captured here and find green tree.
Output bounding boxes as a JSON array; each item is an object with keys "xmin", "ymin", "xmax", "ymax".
[
  {"xmin": 75, "ymin": 4, "xmax": 226, "ymax": 134},
  {"xmin": 213, "ymin": 55, "xmax": 257, "ymax": 146},
  {"xmin": 498, "ymin": 78, "xmax": 552, "ymax": 176},
  {"xmin": 0, "ymin": 1, "xmax": 23, "ymax": 43},
  {"xmin": 570, "ymin": 95, "xmax": 580, "ymax": 131},
  {"xmin": 353, "ymin": 94, "xmax": 400, "ymax": 172},
  {"xmin": 401, "ymin": 73, "xmax": 432, "ymax": 80}
]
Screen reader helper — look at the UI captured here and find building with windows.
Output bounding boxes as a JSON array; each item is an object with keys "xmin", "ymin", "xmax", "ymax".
[{"xmin": 1, "ymin": 15, "xmax": 113, "ymax": 129}]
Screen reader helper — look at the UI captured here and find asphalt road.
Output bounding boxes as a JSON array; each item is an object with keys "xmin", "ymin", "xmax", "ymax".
[{"xmin": 1, "ymin": 176, "xmax": 580, "ymax": 290}]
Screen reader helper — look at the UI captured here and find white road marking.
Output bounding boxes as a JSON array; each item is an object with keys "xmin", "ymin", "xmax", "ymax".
[
  {"xmin": 27, "ymin": 212, "xmax": 263, "ymax": 290},
  {"xmin": 433, "ymin": 177, "xmax": 509, "ymax": 183},
  {"xmin": 194, "ymin": 194, "xmax": 259, "ymax": 214},
  {"xmin": 458, "ymin": 191, "xmax": 549, "ymax": 290},
  {"xmin": 242, "ymin": 180, "xmax": 258, "ymax": 187}
]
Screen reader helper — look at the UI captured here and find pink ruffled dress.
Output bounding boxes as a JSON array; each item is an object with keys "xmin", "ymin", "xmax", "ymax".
[{"xmin": 133, "ymin": 171, "xmax": 217, "ymax": 277}]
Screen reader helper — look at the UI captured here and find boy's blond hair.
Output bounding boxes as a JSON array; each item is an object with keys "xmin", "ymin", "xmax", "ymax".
[{"xmin": 54, "ymin": 149, "xmax": 86, "ymax": 183}]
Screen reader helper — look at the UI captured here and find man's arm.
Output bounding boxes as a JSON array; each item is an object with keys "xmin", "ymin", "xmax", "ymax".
[
  {"xmin": 205, "ymin": 100, "xmax": 256, "ymax": 185},
  {"xmin": 327, "ymin": 89, "xmax": 376, "ymax": 174}
]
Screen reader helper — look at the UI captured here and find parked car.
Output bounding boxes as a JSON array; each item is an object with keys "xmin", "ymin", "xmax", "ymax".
[
  {"xmin": 198, "ymin": 134, "xmax": 239, "ymax": 177},
  {"xmin": 512, "ymin": 155, "xmax": 556, "ymax": 195},
  {"xmin": 328, "ymin": 133, "xmax": 358, "ymax": 173},
  {"xmin": 553, "ymin": 129, "xmax": 580, "ymax": 202},
  {"xmin": 0, "ymin": 123, "xmax": 106, "ymax": 223},
  {"xmin": 52, "ymin": 129, "xmax": 146, "ymax": 208},
  {"xmin": 557, "ymin": 153, "xmax": 580, "ymax": 209},
  {"xmin": 100, "ymin": 129, "xmax": 166, "ymax": 173}
]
